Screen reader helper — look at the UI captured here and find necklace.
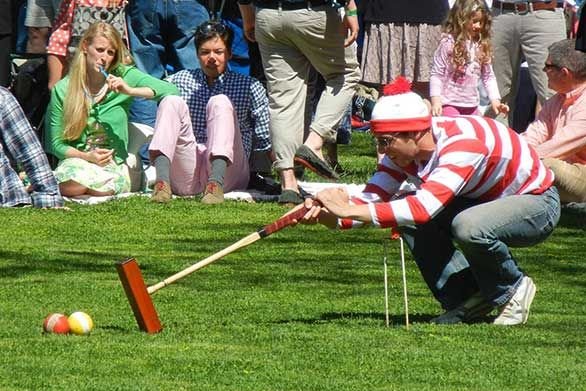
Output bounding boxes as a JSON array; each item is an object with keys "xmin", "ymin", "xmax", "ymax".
[{"xmin": 83, "ymin": 83, "xmax": 108, "ymax": 103}]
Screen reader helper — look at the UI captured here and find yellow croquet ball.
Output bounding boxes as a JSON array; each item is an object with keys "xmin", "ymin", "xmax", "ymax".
[{"xmin": 68, "ymin": 311, "xmax": 94, "ymax": 335}]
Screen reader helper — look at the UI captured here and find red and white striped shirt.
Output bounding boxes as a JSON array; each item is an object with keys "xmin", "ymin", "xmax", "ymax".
[{"xmin": 340, "ymin": 116, "xmax": 554, "ymax": 229}]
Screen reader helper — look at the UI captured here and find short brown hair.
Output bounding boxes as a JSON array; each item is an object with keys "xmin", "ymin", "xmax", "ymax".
[{"xmin": 194, "ymin": 21, "xmax": 233, "ymax": 53}]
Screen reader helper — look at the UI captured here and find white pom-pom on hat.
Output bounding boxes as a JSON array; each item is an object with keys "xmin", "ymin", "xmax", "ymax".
[{"xmin": 370, "ymin": 77, "xmax": 431, "ymax": 134}]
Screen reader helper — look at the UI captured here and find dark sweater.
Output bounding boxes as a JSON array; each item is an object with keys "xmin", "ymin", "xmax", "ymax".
[
  {"xmin": 359, "ymin": 0, "xmax": 449, "ymax": 25},
  {"xmin": 239, "ymin": 0, "xmax": 329, "ymax": 6},
  {"xmin": 577, "ymin": 9, "xmax": 586, "ymax": 52}
]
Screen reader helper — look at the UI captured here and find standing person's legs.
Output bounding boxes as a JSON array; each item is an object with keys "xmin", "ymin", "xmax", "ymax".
[
  {"xmin": 491, "ymin": 10, "xmax": 522, "ymax": 125},
  {"xmin": 127, "ymin": 0, "xmax": 166, "ymax": 127},
  {"xmin": 24, "ymin": 0, "xmax": 59, "ymax": 54},
  {"xmin": 255, "ymin": 7, "xmax": 310, "ymax": 199},
  {"xmin": 149, "ymin": 96, "xmax": 199, "ymax": 197},
  {"xmin": 520, "ymin": 8, "xmax": 567, "ymax": 108},
  {"xmin": 294, "ymin": 5, "xmax": 360, "ymax": 177},
  {"xmin": 451, "ymin": 187, "xmax": 560, "ymax": 307},
  {"xmin": 167, "ymin": 0, "xmax": 208, "ymax": 72}
]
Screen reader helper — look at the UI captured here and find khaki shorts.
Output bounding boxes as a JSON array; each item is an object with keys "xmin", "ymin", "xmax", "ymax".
[{"xmin": 25, "ymin": 0, "xmax": 62, "ymax": 28}]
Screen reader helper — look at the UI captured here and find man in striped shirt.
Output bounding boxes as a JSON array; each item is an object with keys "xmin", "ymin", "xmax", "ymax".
[{"xmin": 299, "ymin": 78, "xmax": 561, "ymax": 325}]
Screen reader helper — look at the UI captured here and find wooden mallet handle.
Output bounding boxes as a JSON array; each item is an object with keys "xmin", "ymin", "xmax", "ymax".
[
  {"xmin": 258, "ymin": 203, "xmax": 313, "ymax": 237},
  {"xmin": 147, "ymin": 203, "xmax": 315, "ymax": 294}
]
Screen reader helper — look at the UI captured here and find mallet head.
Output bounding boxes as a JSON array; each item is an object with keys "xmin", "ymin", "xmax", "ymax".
[{"xmin": 116, "ymin": 258, "xmax": 162, "ymax": 334}]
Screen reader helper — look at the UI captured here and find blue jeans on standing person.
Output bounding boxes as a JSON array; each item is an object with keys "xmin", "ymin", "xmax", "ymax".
[
  {"xmin": 399, "ymin": 187, "xmax": 560, "ymax": 311},
  {"xmin": 126, "ymin": 0, "xmax": 208, "ymax": 127}
]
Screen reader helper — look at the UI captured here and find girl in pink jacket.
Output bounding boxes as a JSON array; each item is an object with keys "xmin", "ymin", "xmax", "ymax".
[{"xmin": 430, "ymin": 0, "xmax": 509, "ymax": 117}]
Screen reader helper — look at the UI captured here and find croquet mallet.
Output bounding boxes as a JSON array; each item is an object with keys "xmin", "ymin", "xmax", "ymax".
[{"xmin": 116, "ymin": 205, "xmax": 312, "ymax": 333}]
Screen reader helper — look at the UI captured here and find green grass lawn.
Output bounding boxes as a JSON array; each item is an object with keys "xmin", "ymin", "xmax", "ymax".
[{"xmin": 0, "ymin": 133, "xmax": 584, "ymax": 390}]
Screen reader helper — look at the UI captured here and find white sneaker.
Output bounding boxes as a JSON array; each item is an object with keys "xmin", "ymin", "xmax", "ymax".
[{"xmin": 493, "ymin": 276, "xmax": 536, "ymax": 326}]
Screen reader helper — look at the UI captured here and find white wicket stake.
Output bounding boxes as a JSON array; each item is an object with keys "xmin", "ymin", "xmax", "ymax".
[
  {"xmin": 383, "ymin": 240, "xmax": 390, "ymax": 327},
  {"xmin": 400, "ymin": 237, "xmax": 410, "ymax": 330},
  {"xmin": 382, "ymin": 237, "xmax": 410, "ymax": 329}
]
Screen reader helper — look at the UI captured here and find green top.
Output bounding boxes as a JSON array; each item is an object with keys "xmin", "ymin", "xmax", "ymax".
[{"xmin": 46, "ymin": 64, "xmax": 179, "ymax": 164}]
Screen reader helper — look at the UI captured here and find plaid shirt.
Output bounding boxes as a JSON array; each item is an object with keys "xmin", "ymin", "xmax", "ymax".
[
  {"xmin": 0, "ymin": 88, "xmax": 63, "ymax": 208},
  {"xmin": 168, "ymin": 69, "xmax": 271, "ymax": 158}
]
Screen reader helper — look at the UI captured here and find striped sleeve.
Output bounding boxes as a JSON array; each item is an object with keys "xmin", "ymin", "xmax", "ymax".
[
  {"xmin": 337, "ymin": 158, "xmax": 406, "ymax": 230},
  {"xmin": 370, "ymin": 138, "xmax": 487, "ymax": 228}
]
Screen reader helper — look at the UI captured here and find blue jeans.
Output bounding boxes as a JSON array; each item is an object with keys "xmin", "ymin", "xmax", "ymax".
[
  {"xmin": 400, "ymin": 187, "xmax": 560, "ymax": 310},
  {"xmin": 126, "ymin": 0, "xmax": 208, "ymax": 126}
]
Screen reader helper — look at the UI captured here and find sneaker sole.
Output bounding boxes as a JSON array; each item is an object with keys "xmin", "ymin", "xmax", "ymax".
[{"xmin": 520, "ymin": 278, "xmax": 537, "ymax": 324}]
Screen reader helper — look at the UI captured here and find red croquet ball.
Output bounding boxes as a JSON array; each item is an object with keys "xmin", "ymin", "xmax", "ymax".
[{"xmin": 43, "ymin": 313, "xmax": 70, "ymax": 334}]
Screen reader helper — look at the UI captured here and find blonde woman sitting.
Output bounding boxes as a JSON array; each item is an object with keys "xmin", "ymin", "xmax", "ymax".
[{"xmin": 46, "ymin": 22, "xmax": 179, "ymax": 197}]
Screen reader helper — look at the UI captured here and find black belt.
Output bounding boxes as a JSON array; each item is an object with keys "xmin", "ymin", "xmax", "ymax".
[
  {"xmin": 493, "ymin": 0, "xmax": 560, "ymax": 13},
  {"xmin": 256, "ymin": 0, "xmax": 329, "ymax": 10}
]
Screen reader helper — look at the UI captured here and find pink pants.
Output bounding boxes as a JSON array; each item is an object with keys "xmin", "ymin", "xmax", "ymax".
[
  {"xmin": 442, "ymin": 105, "xmax": 480, "ymax": 117},
  {"xmin": 149, "ymin": 95, "xmax": 249, "ymax": 195}
]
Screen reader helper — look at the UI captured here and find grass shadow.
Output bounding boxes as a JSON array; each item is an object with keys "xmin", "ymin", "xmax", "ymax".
[{"xmin": 274, "ymin": 311, "xmax": 437, "ymax": 325}]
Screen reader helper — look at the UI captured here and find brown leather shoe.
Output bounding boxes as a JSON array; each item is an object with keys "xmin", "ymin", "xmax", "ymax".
[
  {"xmin": 201, "ymin": 181, "xmax": 224, "ymax": 204},
  {"xmin": 151, "ymin": 180, "xmax": 172, "ymax": 203}
]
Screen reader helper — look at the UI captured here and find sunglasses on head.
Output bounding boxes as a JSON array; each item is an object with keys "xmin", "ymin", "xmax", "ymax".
[{"xmin": 195, "ymin": 21, "xmax": 227, "ymax": 37}]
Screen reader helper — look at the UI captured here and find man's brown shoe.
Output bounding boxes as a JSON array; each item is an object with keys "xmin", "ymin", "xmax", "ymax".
[
  {"xmin": 151, "ymin": 180, "xmax": 172, "ymax": 203},
  {"xmin": 201, "ymin": 181, "xmax": 224, "ymax": 204}
]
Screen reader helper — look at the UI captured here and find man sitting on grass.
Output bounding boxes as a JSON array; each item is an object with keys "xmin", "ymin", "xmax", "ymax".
[
  {"xmin": 149, "ymin": 20, "xmax": 271, "ymax": 204},
  {"xmin": 522, "ymin": 38, "xmax": 586, "ymax": 204},
  {"xmin": 297, "ymin": 77, "xmax": 561, "ymax": 326},
  {"xmin": 0, "ymin": 87, "xmax": 64, "ymax": 208}
]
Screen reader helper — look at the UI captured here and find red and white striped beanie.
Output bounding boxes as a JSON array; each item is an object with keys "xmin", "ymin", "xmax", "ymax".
[{"xmin": 370, "ymin": 77, "xmax": 431, "ymax": 134}]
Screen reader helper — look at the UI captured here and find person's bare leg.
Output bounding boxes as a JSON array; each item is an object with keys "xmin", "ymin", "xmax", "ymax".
[
  {"xmin": 59, "ymin": 180, "xmax": 114, "ymax": 197},
  {"xmin": 280, "ymin": 168, "xmax": 298, "ymax": 192},
  {"xmin": 59, "ymin": 181, "xmax": 88, "ymax": 197},
  {"xmin": 304, "ymin": 131, "xmax": 326, "ymax": 160},
  {"xmin": 87, "ymin": 188, "xmax": 115, "ymax": 196},
  {"xmin": 26, "ymin": 27, "xmax": 49, "ymax": 54}
]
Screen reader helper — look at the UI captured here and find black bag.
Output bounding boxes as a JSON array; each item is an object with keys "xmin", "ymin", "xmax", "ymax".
[
  {"xmin": 8, "ymin": 53, "xmax": 57, "ymax": 168},
  {"xmin": 9, "ymin": 54, "xmax": 49, "ymax": 139}
]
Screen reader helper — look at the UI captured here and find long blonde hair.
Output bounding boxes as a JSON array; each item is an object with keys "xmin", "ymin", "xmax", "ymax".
[
  {"xmin": 443, "ymin": 0, "xmax": 492, "ymax": 69},
  {"xmin": 62, "ymin": 22, "xmax": 126, "ymax": 141}
]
